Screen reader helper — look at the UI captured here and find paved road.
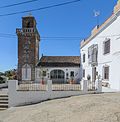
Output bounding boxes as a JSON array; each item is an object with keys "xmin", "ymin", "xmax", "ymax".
[{"xmin": 0, "ymin": 93, "xmax": 120, "ymax": 122}]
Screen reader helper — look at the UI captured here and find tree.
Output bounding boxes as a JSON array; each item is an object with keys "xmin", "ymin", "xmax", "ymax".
[
  {"xmin": 0, "ymin": 72, "xmax": 4, "ymax": 76},
  {"xmin": 4, "ymin": 69, "xmax": 17, "ymax": 80},
  {"xmin": 0, "ymin": 76, "xmax": 5, "ymax": 84}
]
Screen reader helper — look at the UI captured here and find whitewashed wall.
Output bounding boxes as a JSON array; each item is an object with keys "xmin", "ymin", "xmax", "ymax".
[
  {"xmin": 35, "ymin": 67, "xmax": 81, "ymax": 83},
  {"xmin": 81, "ymin": 12, "xmax": 120, "ymax": 91},
  {"xmin": 8, "ymin": 80, "xmax": 102, "ymax": 107},
  {"xmin": 9, "ymin": 80, "xmax": 93, "ymax": 107}
]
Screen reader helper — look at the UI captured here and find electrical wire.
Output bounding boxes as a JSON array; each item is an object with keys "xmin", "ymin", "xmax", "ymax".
[
  {"xmin": 0, "ymin": 32, "xmax": 120, "ymax": 40},
  {"xmin": 0, "ymin": 0, "xmax": 39, "ymax": 9},
  {"xmin": 0, "ymin": 0, "xmax": 81, "ymax": 17}
]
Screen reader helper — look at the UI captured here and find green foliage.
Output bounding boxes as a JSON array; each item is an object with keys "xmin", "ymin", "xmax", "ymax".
[
  {"xmin": 0, "ymin": 76, "xmax": 5, "ymax": 84},
  {"xmin": 0, "ymin": 69, "xmax": 17, "ymax": 81},
  {"xmin": 5, "ymin": 71, "xmax": 12, "ymax": 78},
  {"xmin": 0, "ymin": 76, "xmax": 3, "ymax": 81},
  {"xmin": 0, "ymin": 72, "xmax": 4, "ymax": 76}
]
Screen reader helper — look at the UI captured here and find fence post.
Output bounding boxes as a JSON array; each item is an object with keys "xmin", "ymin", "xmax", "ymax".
[
  {"xmin": 47, "ymin": 80, "xmax": 52, "ymax": 92},
  {"xmin": 97, "ymin": 79, "xmax": 102, "ymax": 93},
  {"xmin": 8, "ymin": 80, "xmax": 18, "ymax": 107},
  {"xmin": 83, "ymin": 80, "xmax": 88, "ymax": 94},
  {"xmin": 81, "ymin": 79, "xmax": 84, "ymax": 91}
]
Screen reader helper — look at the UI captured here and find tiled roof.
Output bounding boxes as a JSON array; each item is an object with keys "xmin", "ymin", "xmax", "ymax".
[{"xmin": 37, "ymin": 56, "xmax": 80, "ymax": 67}]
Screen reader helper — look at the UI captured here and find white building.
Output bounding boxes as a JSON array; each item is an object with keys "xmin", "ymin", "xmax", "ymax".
[
  {"xmin": 80, "ymin": 1, "xmax": 120, "ymax": 91},
  {"xmin": 35, "ymin": 56, "xmax": 81, "ymax": 84}
]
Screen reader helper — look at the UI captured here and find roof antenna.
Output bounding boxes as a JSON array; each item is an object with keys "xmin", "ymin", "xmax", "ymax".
[{"xmin": 93, "ymin": 10, "xmax": 100, "ymax": 28}]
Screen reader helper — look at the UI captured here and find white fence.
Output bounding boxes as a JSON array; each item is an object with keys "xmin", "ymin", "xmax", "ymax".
[{"xmin": 8, "ymin": 80, "xmax": 102, "ymax": 107}]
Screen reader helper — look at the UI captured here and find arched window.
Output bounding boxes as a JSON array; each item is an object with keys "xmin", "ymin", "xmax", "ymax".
[
  {"xmin": 83, "ymin": 54, "xmax": 85, "ymax": 63},
  {"xmin": 22, "ymin": 64, "xmax": 31, "ymax": 81},
  {"xmin": 27, "ymin": 21, "xmax": 30, "ymax": 28},
  {"xmin": 50, "ymin": 70, "xmax": 65, "ymax": 79}
]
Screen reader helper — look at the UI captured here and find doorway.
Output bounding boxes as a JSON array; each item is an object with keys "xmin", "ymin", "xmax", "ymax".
[
  {"xmin": 50, "ymin": 70, "xmax": 65, "ymax": 84},
  {"xmin": 92, "ymin": 67, "xmax": 96, "ymax": 89}
]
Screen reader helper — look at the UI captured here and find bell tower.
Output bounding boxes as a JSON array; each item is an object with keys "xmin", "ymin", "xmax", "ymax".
[{"xmin": 16, "ymin": 15, "xmax": 40, "ymax": 82}]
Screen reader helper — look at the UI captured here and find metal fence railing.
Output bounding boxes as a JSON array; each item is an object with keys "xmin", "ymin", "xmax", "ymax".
[
  {"xmin": 18, "ymin": 81, "xmax": 47, "ymax": 91},
  {"xmin": 87, "ymin": 80, "xmax": 98, "ymax": 91},
  {"xmin": 51, "ymin": 79, "xmax": 81, "ymax": 91},
  {"xmin": 52, "ymin": 84, "xmax": 81, "ymax": 91},
  {"xmin": 18, "ymin": 80, "xmax": 81, "ymax": 91}
]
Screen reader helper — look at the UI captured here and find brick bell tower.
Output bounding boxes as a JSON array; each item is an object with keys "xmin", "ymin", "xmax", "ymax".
[{"xmin": 16, "ymin": 15, "xmax": 40, "ymax": 82}]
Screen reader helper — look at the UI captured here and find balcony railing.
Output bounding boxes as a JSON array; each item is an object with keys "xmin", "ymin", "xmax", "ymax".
[
  {"xmin": 16, "ymin": 28, "xmax": 36, "ymax": 34},
  {"xmin": 88, "ymin": 44, "xmax": 98, "ymax": 65}
]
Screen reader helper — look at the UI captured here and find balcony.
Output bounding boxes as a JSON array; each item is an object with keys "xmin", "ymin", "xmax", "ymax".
[
  {"xmin": 16, "ymin": 28, "xmax": 36, "ymax": 34},
  {"xmin": 88, "ymin": 44, "xmax": 98, "ymax": 66}
]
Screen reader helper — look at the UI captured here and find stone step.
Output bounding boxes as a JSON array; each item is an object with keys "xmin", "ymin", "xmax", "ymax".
[
  {"xmin": 0, "ymin": 96, "xmax": 8, "ymax": 100},
  {"xmin": 0, "ymin": 94, "xmax": 8, "ymax": 100},
  {"xmin": 0, "ymin": 104, "xmax": 8, "ymax": 108},
  {"xmin": 0, "ymin": 101, "xmax": 8, "ymax": 104},
  {"xmin": 0, "ymin": 94, "xmax": 8, "ymax": 97},
  {"xmin": 0, "ymin": 94, "xmax": 8, "ymax": 111},
  {"xmin": 0, "ymin": 107, "xmax": 7, "ymax": 111},
  {"xmin": 0, "ymin": 97, "xmax": 8, "ymax": 101}
]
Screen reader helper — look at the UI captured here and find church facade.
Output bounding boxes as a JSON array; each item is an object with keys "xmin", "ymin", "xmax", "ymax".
[
  {"xmin": 36, "ymin": 56, "xmax": 81, "ymax": 84},
  {"xmin": 16, "ymin": 15, "xmax": 81, "ymax": 83}
]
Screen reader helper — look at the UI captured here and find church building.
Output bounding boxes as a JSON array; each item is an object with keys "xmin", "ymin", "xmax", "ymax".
[
  {"xmin": 36, "ymin": 56, "xmax": 81, "ymax": 84},
  {"xmin": 16, "ymin": 15, "xmax": 81, "ymax": 83}
]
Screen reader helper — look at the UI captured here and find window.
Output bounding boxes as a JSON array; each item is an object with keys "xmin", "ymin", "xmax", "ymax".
[
  {"xmin": 83, "ymin": 54, "xmax": 85, "ymax": 63},
  {"xmin": 83, "ymin": 69, "xmax": 85, "ymax": 78},
  {"xmin": 66, "ymin": 73, "xmax": 69, "ymax": 79},
  {"xmin": 47, "ymin": 73, "xmax": 49, "ymax": 78},
  {"xmin": 22, "ymin": 64, "xmax": 31, "ymax": 80},
  {"xmin": 70, "ymin": 71, "xmax": 74, "ymax": 77},
  {"xmin": 88, "ymin": 44, "xmax": 98, "ymax": 64},
  {"xmin": 104, "ymin": 39, "xmax": 110, "ymax": 55},
  {"xmin": 50, "ymin": 70, "xmax": 64, "ymax": 79},
  {"xmin": 27, "ymin": 21, "xmax": 30, "ymax": 28},
  {"xmin": 42, "ymin": 71, "xmax": 46, "ymax": 77},
  {"xmin": 39, "ymin": 71, "xmax": 41, "ymax": 77},
  {"xmin": 103, "ymin": 66, "xmax": 109, "ymax": 80}
]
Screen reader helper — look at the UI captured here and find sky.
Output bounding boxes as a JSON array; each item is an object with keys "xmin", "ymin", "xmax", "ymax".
[{"xmin": 0, "ymin": 0, "xmax": 118, "ymax": 72}]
